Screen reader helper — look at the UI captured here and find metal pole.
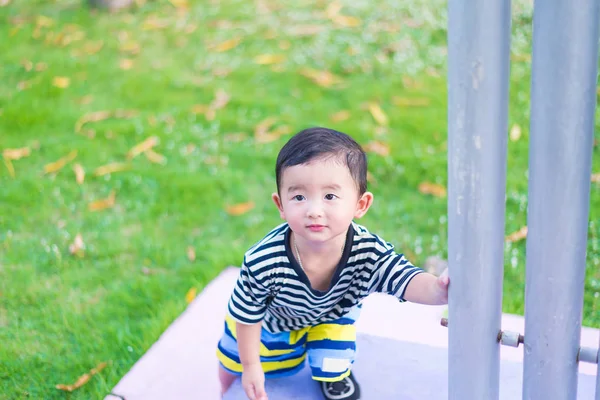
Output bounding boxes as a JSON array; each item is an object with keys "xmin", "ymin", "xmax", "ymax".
[
  {"xmin": 447, "ymin": 0, "xmax": 511, "ymax": 398},
  {"xmin": 522, "ymin": 0, "xmax": 600, "ymax": 397}
]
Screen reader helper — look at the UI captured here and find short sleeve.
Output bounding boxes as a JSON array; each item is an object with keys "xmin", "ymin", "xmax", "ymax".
[
  {"xmin": 369, "ymin": 250, "xmax": 424, "ymax": 302},
  {"xmin": 227, "ymin": 257, "xmax": 271, "ymax": 325}
]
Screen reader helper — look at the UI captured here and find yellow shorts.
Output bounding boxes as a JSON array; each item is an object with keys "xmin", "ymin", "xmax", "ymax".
[{"xmin": 216, "ymin": 306, "xmax": 361, "ymax": 382}]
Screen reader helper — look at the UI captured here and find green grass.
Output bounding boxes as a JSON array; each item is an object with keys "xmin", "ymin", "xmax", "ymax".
[{"xmin": 0, "ymin": 0, "xmax": 599, "ymax": 398}]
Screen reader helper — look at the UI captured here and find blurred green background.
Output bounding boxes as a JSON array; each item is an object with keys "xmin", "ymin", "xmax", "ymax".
[{"xmin": 0, "ymin": 0, "xmax": 598, "ymax": 398}]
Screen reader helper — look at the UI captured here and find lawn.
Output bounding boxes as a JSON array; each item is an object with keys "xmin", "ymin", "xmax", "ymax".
[{"xmin": 0, "ymin": 0, "xmax": 599, "ymax": 398}]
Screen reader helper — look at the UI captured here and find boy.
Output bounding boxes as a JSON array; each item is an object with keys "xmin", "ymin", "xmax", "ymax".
[{"xmin": 217, "ymin": 127, "xmax": 449, "ymax": 400}]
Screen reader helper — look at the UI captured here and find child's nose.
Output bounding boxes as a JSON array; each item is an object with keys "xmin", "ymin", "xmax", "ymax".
[{"xmin": 306, "ymin": 200, "xmax": 323, "ymax": 218}]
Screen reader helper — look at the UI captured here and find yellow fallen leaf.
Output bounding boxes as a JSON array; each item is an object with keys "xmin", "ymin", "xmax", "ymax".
[
  {"xmin": 418, "ymin": 182, "xmax": 447, "ymax": 198},
  {"xmin": 144, "ymin": 149, "xmax": 167, "ymax": 164},
  {"xmin": 4, "ymin": 158, "xmax": 15, "ymax": 178},
  {"xmin": 56, "ymin": 362, "xmax": 107, "ymax": 392},
  {"xmin": 288, "ymin": 25, "xmax": 324, "ymax": 36},
  {"xmin": 77, "ymin": 95, "xmax": 94, "ymax": 105},
  {"xmin": 119, "ymin": 41, "xmax": 141, "ymax": 55},
  {"xmin": 191, "ymin": 104, "xmax": 208, "ymax": 114},
  {"xmin": 226, "ymin": 201, "xmax": 255, "ymax": 216},
  {"xmin": 143, "ymin": 16, "xmax": 169, "ymax": 31},
  {"xmin": 119, "ymin": 59, "xmax": 134, "ymax": 70},
  {"xmin": 44, "ymin": 150, "xmax": 78, "ymax": 174},
  {"xmin": 75, "ymin": 110, "xmax": 138, "ymax": 133},
  {"xmin": 364, "ymin": 141, "xmax": 390, "ymax": 157},
  {"xmin": 53, "ymin": 76, "xmax": 70, "ymax": 89},
  {"xmin": 368, "ymin": 102, "xmax": 388, "ymax": 126},
  {"xmin": 509, "ymin": 124, "xmax": 522, "ymax": 142},
  {"xmin": 127, "ymin": 136, "xmax": 159, "ymax": 159},
  {"xmin": 223, "ymin": 132, "xmax": 247, "ymax": 142},
  {"xmin": 330, "ymin": 110, "xmax": 350, "ymax": 123},
  {"xmin": 187, "ymin": 246, "xmax": 196, "ymax": 261},
  {"xmin": 185, "ymin": 287, "xmax": 197, "ymax": 303},
  {"xmin": 69, "ymin": 233, "xmax": 85, "ymax": 257},
  {"xmin": 299, "ymin": 68, "xmax": 343, "ymax": 88},
  {"xmin": 73, "ymin": 163, "xmax": 85, "ymax": 184},
  {"xmin": 169, "ymin": 0, "xmax": 188, "ymax": 8},
  {"xmin": 205, "ymin": 89, "xmax": 231, "ymax": 120},
  {"xmin": 213, "ymin": 37, "xmax": 241, "ymax": 52},
  {"xmin": 21, "ymin": 60, "xmax": 33, "ymax": 71},
  {"xmin": 332, "ymin": 15, "xmax": 361, "ymax": 28},
  {"xmin": 82, "ymin": 40, "xmax": 104, "ymax": 55},
  {"xmin": 325, "ymin": 1, "xmax": 342, "ymax": 18},
  {"xmin": 254, "ymin": 54, "xmax": 286, "ymax": 65},
  {"xmin": 3, "ymin": 147, "xmax": 31, "ymax": 160},
  {"xmin": 0, "ymin": 0, "xmax": 11, "ymax": 7},
  {"xmin": 254, "ymin": 118, "xmax": 288, "ymax": 143},
  {"xmin": 506, "ymin": 226, "xmax": 528, "ymax": 242},
  {"xmin": 279, "ymin": 40, "xmax": 291, "ymax": 50},
  {"xmin": 94, "ymin": 163, "xmax": 129, "ymax": 177},
  {"xmin": 392, "ymin": 97, "xmax": 430, "ymax": 107},
  {"xmin": 591, "ymin": 173, "xmax": 599, "ymax": 183},
  {"xmin": 367, "ymin": 171, "xmax": 377, "ymax": 184},
  {"xmin": 36, "ymin": 15, "xmax": 54, "ymax": 28},
  {"xmin": 88, "ymin": 191, "xmax": 116, "ymax": 212},
  {"xmin": 35, "ymin": 62, "xmax": 48, "ymax": 72}
]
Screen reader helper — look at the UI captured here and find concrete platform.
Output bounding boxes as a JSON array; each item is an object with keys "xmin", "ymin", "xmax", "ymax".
[{"xmin": 106, "ymin": 267, "xmax": 599, "ymax": 400}]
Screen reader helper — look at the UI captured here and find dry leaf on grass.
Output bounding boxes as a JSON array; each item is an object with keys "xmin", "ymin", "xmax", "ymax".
[
  {"xmin": 187, "ymin": 246, "xmax": 196, "ymax": 262},
  {"xmin": 506, "ymin": 226, "xmax": 528, "ymax": 242},
  {"xmin": 287, "ymin": 25, "xmax": 324, "ymax": 37},
  {"xmin": 254, "ymin": 118, "xmax": 290, "ymax": 144},
  {"xmin": 325, "ymin": 1, "xmax": 342, "ymax": 17},
  {"xmin": 0, "ymin": 0, "xmax": 12, "ymax": 7},
  {"xmin": 224, "ymin": 132, "xmax": 247, "ymax": 142},
  {"xmin": 44, "ymin": 150, "xmax": 78, "ymax": 174},
  {"xmin": 510, "ymin": 124, "xmax": 522, "ymax": 142},
  {"xmin": 69, "ymin": 233, "xmax": 85, "ymax": 257},
  {"xmin": 591, "ymin": 173, "xmax": 599, "ymax": 183},
  {"xmin": 55, "ymin": 361, "xmax": 108, "ymax": 392},
  {"xmin": 330, "ymin": 110, "xmax": 350, "ymax": 122},
  {"xmin": 144, "ymin": 149, "xmax": 167, "ymax": 164},
  {"xmin": 368, "ymin": 103, "xmax": 388, "ymax": 126},
  {"xmin": 185, "ymin": 287, "xmax": 197, "ymax": 303},
  {"xmin": 363, "ymin": 141, "xmax": 390, "ymax": 157},
  {"xmin": 169, "ymin": 0, "xmax": 189, "ymax": 8},
  {"xmin": 254, "ymin": 54, "xmax": 286, "ymax": 65},
  {"xmin": 127, "ymin": 136, "xmax": 158, "ymax": 159},
  {"xmin": 4, "ymin": 158, "xmax": 15, "ymax": 178},
  {"xmin": 299, "ymin": 68, "xmax": 343, "ymax": 88},
  {"xmin": 332, "ymin": 15, "xmax": 361, "ymax": 28},
  {"xmin": 73, "ymin": 163, "xmax": 85, "ymax": 184},
  {"xmin": 392, "ymin": 97, "xmax": 430, "ymax": 107},
  {"xmin": 94, "ymin": 163, "xmax": 129, "ymax": 177},
  {"xmin": 119, "ymin": 59, "xmax": 134, "ymax": 70},
  {"xmin": 212, "ymin": 37, "xmax": 241, "ymax": 52},
  {"xmin": 418, "ymin": 182, "xmax": 447, "ymax": 198},
  {"xmin": 75, "ymin": 110, "xmax": 138, "ymax": 133},
  {"xmin": 226, "ymin": 202, "xmax": 255, "ymax": 216},
  {"xmin": 3, "ymin": 147, "xmax": 31, "ymax": 160},
  {"xmin": 88, "ymin": 191, "xmax": 116, "ymax": 212},
  {"xmin": 52, "ymin": 76, "xmax": 70, "ymax": 88}
]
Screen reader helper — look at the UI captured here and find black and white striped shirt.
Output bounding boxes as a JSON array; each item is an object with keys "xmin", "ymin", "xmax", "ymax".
[{"xmin": 227, "ymin": 222, "xmax": 423, "ymax": 333}]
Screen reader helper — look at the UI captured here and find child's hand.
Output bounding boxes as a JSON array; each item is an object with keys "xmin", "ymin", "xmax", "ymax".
[
  {"xmin": 242, "ymin": 363, "xmax": 268, "ymax": 400},
  {"xmin": 435, "ymin": 268, "xmax": 449, "ymax": 304}
]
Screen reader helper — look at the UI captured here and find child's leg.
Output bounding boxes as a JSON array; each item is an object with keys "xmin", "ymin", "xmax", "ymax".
[
  {"xmin": 306, "ymin": 306, "xmax": 362, "ymax": 400},
  {"xmin": 218, "ymin": 364, "xmax": 237, "ymax": 396}
]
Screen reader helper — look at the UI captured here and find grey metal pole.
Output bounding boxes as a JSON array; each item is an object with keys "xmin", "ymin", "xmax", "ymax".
[
  {"xmin": 522, "ymin": 0, "xmax": 600, "ymax": 398},
  {"xmin": 447, "ymin": 0, "xmax": 511, "ymax": 398}
]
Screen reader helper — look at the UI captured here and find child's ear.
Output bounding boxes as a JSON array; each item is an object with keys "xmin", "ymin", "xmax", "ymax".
[
  {"xmin": 354, "ymin": 192, "xmax": 374, "ymax": 219},
  {"xmin": 272, "ymin": 193, "xmax": 286, "ymax": 219}
]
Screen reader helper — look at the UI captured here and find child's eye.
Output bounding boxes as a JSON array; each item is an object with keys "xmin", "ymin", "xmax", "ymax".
[
  {"xmin": 324, "ymin": 193, "xmax": 338, "ymax": 200},
  {"xmin": 293, "ymin": 195, "xmax": 305, "ymax": 201}
]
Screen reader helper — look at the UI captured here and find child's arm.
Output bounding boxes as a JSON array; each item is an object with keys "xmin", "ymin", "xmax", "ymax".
[
  {"xmin": 403, "ymin": 268, "xmax": 449, "ymax": 305},
  {"xmin": 237, "ymin": 322, "xmax": 268, "ymax": 400}
]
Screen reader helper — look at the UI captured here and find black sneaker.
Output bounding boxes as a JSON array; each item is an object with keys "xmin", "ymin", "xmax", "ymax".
[{"xmin": 319, "ymin": 371, "xmax": 361, "ymax": 400}]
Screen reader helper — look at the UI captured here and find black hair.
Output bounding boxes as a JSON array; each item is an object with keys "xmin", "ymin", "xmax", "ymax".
[{"xmin": 275, "ymin": 127, "xmax": 367, "ymax": 194}]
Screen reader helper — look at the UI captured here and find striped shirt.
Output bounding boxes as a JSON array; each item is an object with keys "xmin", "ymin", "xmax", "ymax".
[{"xmin": 227, "ymin": 222, "xmax": 424, "ymax": 333}]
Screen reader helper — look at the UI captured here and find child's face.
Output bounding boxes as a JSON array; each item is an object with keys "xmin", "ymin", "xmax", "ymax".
[{"xmin": 272, "ymin": 157, "xmax": 373, "ymax": 245}]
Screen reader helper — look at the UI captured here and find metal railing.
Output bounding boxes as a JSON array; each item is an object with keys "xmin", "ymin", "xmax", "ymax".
[{"xmin": 446, "ymin": 0, "xmax": 600, "ymax": 398}]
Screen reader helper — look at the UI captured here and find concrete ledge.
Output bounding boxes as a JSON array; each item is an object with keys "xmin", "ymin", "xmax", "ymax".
[{"xmin": 106, "ymin": 267, "xmax": 599, "ymax": 400}]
